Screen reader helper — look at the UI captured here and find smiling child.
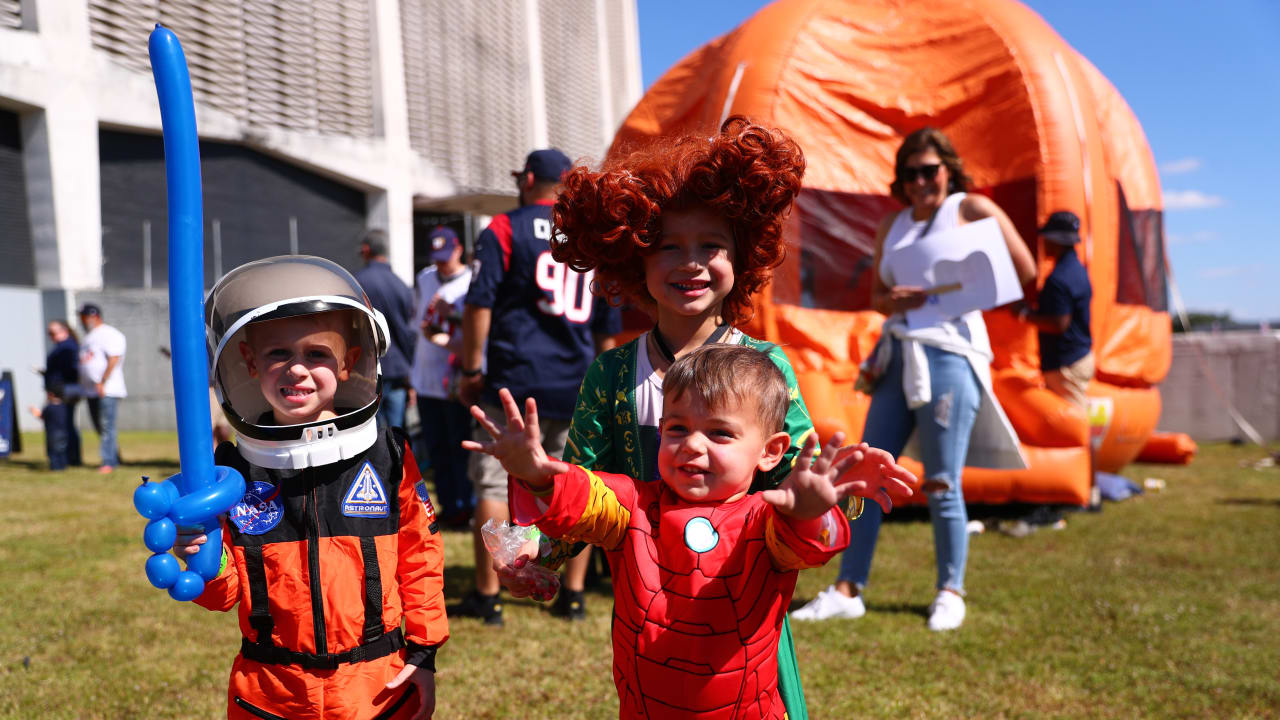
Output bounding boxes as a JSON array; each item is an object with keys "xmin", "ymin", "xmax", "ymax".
[{"xmin": 466, "ymin": 345, "xmax": 914, "ymax": 719}]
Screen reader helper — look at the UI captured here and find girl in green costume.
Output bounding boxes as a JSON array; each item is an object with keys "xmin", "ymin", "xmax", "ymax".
[{"xmin": 499, "ymin": 117, "xmax": 909, "ymax": 718}]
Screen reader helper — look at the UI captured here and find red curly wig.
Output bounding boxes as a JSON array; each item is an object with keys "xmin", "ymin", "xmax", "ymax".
[{"xmin": 551, "ymin": 116, "xmax": 805, "ymax": 326}]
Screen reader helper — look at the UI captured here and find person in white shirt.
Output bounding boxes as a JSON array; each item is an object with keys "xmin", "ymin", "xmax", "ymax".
[
  {"xmin": 77, "ymin": 303, "xmax": 127, "ymax": 473},
  {"xmin": 410, "ymin": 227, "xmax": 474, "ymax": 527}
]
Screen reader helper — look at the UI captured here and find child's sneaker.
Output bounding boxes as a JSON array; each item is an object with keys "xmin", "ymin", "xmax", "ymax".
[
  {"xmin": 448, "ymin": 591, "xmax": 504, "ymax": 626},
  {"xmin": 550, "ymin": 588, "xmax": 586, "ymax": 621},
  {"xmin": 791, "ymin": 585, "xmax": 866, "ymax": 621},
  {"xmin": 926, "ymin": 591, "xmax": 965, "ymax": 631}
]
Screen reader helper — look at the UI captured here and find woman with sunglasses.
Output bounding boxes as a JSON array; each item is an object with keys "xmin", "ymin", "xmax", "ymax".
[{"xmin": 793, "ymin": 127, "xmax": 1035, "ymax": 631}]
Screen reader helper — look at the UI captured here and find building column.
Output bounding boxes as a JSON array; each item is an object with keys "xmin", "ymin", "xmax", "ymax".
[
  {"xmin": 368, "ymin": 0, "xmax": 415, "ymax": 283},
  {"xmin": 20, "ymin": 0, "xmax": 101, "ymax": 291},
  {"xmin": 23, "ymin": 106, "xmax": 101, "ymax": 290}
]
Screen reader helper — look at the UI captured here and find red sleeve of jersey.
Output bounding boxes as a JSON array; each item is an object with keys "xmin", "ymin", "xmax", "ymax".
[
  {"xmin": 764, "ymin": 505, "xmax": 851, "ymax": 571},
  {"xmin": 489, "ymin": 213, "xmax": 513, "ymax": 273},
  {"xmin": 193, "ymin": 517, "xmax": 240, "ymax": 612},
  {"xmin": 397, "ymin": 441, "xmax": 450, "ymax": 650},
  {"xmin": 509, "ymin": 465, "xmax": 635, "ymax": 551}
]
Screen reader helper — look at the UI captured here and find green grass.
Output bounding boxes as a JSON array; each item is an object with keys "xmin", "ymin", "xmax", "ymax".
[{"xmin": 1, "ymin": 433, "xmax": 1277, "ymax": 718}]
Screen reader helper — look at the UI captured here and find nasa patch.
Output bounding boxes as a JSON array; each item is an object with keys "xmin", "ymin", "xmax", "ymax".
[
  {"xmin": 342, "ymin": 462, "xmax": 390, "ymax": 518},
  {"xmin": 229, "ymin": 481, "xmax": 283, "ymax": 535}
]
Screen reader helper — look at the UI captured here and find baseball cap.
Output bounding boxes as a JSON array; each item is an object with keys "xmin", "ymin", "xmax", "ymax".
[
  {"xmin": 1038, "ymin": 211, "xmax": 1082, "ymax": 246},
  {"xmin": 78, "ymin": 303, "xmax": 102, "ymax": 317},
  {"xmin": 513, "ymin": 148, "xmax": 572, "ymax": 182},
  {"xmin": 428, "ymin": 226, "xmax": 461, "ymax": 262}
]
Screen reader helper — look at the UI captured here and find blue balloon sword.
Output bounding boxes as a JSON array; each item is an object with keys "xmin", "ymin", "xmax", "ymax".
[{"xmin": 133, "ymin": 25, "xmax": 245, "ymax": 601}]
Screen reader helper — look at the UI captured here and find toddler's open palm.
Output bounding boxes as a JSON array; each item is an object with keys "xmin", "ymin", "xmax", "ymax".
[
  {"xmin": 761, "ymin": 433, "xmax": 863, "ymax": 520},
  {"xmin": 461, "ymin": 388, "xmax": 568, "ymax": 485}
]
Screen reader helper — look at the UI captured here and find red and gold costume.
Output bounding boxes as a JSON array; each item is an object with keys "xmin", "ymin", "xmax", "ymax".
[
  {"xmin": 511, "ymin": 465, "xmax": 849, "ymax": 719},
  {"xmin": 196, "ymin": 428, "xmax": 449, "ymax": 720}
]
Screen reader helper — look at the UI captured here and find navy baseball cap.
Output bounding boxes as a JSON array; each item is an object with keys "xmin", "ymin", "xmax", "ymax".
[
  {"xmin": 78, "ymin": 303, "xmax": 102, "ymax": 317},
  {"xmin": 428, "ymin": 226, "xmax": 461, "ymax": 262},
  {"xmin": 513, "ymin": 148, "xmax": 572, "ymax": 182},
  {"xmin": 1039, "ymin": 211, "xmax": 1082, "ymax": 246}
]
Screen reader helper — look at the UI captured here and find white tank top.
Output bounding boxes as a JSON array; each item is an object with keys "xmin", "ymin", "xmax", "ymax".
[
  {"xmin": 879, "ymin": 192, "xmax": 967, "ymax": 287},
  {"xmin": 876, "ymin": 191, "xmax": 993, "ymax": 362}
]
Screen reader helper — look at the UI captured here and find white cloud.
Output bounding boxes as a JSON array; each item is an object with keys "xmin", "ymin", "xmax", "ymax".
[
  {"xmin": 1166, "ymin": 230, "xmax": 1219, "ymax": 245},
  {"xmin": 1164, "ymin": 190, "xmax": 1225, "ymax": 210},
  {"xmin": 1200, "ymin": 266, "xmax": 1245, "ymax": 279},
  {"xmin": 1160, "ymin": 157, "xmax": 1201, "ymax": 175}
]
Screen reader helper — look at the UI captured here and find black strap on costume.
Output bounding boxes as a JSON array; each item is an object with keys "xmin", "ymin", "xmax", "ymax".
[
  {"xmin": 650, "ymin": 322, "xmax": 732, "ymax": 365},
  {"xmin": 240, "ymin": 428, "xmax": 404, "ymax": 668},
  {"xmin": 359, "ymin": 536, "xmax": 384, "ymax": 643},
  {"xmin": 244, "ymin": 546, "xmax": 274, "ymax": 643},
  {"xmin": 240, "ymin": 627, "xmax": 406, "ymax": 670}
]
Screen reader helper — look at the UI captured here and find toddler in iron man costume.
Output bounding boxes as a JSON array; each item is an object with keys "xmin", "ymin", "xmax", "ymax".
[{"xmin": 466, "ymin": 345, "xmax": 914, "ymax": 719}]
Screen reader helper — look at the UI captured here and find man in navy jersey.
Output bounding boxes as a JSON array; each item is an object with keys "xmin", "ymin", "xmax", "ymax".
[{"xmin": 454, "ymin": 149, "xmax": 620, "ymax": 626}]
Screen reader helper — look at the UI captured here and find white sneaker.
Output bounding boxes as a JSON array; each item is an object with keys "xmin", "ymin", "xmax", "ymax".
[
  {"xmin": 791, "ymin": 586, "xmax": 866, "ymax": 621},
  {"xmin": 927, "ymin": 591, "xmax": 965, "ymax": 631}
]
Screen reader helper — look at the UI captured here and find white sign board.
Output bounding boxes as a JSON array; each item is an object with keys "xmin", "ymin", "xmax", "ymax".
[{"xmin": 886, "ymin": 217, "xmax": 1024, "ymax": 329}]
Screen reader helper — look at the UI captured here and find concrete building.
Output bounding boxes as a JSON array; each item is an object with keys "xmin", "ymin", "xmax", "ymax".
[{"xmin": 0, "ymin": 0, "xmax": 641, "ymax": 433}]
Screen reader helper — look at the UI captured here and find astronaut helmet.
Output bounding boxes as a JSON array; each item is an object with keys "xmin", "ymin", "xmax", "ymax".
[{"xmin": 205, "ymin": 255, "xmax": 389, "ymax": 470}]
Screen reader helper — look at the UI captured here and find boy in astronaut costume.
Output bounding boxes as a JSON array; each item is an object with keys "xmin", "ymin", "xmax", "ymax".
[{"xmin": 180, "ymin": 256, "xmax": 448, "ymax": 720}]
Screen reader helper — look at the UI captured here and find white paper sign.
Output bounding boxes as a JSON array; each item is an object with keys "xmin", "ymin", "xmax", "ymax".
[{"xmin": 887, "ymin": 217, "xmax": 1024, "ymax": 329}]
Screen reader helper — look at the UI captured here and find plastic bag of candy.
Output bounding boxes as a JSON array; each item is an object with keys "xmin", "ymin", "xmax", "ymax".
[{"xmin": 480, "ymin": 518, "xmax": 560, "ymax": 601}]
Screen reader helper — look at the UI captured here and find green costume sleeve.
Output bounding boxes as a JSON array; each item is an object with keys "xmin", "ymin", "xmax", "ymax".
[
  {"xmin": 742, "ymin": 338, "xmax": 816, "ymax": 492},
  {"xmin": 537, "ymin": 347, "xmax": 630, "ymax": 570},
  {"xmin": 563, "ymin": 353, "xmax": 615, "ymax": 471}
]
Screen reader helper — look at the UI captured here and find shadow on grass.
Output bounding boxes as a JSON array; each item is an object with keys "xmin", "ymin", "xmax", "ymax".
[
  {"xmin": 119, "ymin": 458, "xmax": 181, "ymax": 472},
  {"xmin": 2, "ymin": 458, "xmax": 51, "ymax": 471},
  {"xmin": 1216, "ymin": 497, "xmax": 1280, "ymax": 508},
  {"xmin": 864, "ymin": 600, "xmax": 930, "ymax": 618},
  {"xmin": 785, "ymin": 593, "xmax": 929, "ymax": 618}
]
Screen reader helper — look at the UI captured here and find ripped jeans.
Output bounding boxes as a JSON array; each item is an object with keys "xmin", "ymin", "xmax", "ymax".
[{"xmin": 838, "ymin": 340, "xmax": 980, "ymax": 594}]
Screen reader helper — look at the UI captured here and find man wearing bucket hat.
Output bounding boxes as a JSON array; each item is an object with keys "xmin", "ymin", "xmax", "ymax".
[{"xmin": 1017, "ymin": 210, "xmax": 1094, "ymax": 410}]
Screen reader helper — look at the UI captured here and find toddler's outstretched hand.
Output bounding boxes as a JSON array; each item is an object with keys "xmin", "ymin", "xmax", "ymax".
[
  {"xmin": 761, "ymin": 432, "xmax": 860, "ymax": 519},
  {"xmin": 831, "ymin": 443, "xmax": 916, "ymax": 512},
  {"xmin": 462, "ymin": 388, "xmax": 569, "ymax": 487}
]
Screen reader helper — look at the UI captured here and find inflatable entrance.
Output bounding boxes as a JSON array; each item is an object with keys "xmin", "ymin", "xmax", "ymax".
[{"xmin": 611, "ymin": 0, "xmax": 1171, "ymax": 505}]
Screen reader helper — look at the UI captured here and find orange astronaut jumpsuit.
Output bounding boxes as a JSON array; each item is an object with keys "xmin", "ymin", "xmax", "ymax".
[{"xmin": 196, "ymin": 428, "xmax": 449, "ymax": 720}]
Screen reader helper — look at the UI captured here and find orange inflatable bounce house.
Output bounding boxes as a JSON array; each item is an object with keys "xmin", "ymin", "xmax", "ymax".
[{"xmin": 611, "ymin": 0, "xmax": 1171, "ymax": 506}]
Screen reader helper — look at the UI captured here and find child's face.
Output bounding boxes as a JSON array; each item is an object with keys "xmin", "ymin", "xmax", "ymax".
[
  {"xmin": 644, "ymin": 205, "xmax": 735, "ymax": 319},
  {"xmin": 238, "ymin": 314, "xmax": 362, "ymax": 426},
  {"xmin": 658, "ymin": 389, "xmax": 789, "ymax": 503}
]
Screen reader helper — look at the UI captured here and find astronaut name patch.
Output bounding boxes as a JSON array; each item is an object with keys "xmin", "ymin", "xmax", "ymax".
[
  {"xmin": 342, "ymin": 462, "xmax": 390, "ymax": 518},
  {"xmin": 230, "ymin": 481, "xmax": 283, "ymax": 535}
]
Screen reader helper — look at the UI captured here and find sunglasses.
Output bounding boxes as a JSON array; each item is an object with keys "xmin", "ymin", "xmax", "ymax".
[{"xmin": 898, "ymin": 163, "xmax": 942, "ymax": 183}]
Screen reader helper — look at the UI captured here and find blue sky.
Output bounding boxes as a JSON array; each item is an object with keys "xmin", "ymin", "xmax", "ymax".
[{"xmin": 636, "ymin": 0, "xmax": 1280, "ymax": 320}]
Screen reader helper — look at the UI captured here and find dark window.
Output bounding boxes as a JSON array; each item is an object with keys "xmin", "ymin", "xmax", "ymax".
[
  {"xmin": 99, "ymin": 130, "xmax": 367, "ymax": 289},
  {"xmin": 0, "ymin": 110, "xmax": 35, "ymax": 286},
  {"xmin": 773, "ymin": 189, "xmax": 897, "ymax": 312},
  {"xmin": 1115, "ymin": 182, "xmax": 1169, "ymax": 311}
]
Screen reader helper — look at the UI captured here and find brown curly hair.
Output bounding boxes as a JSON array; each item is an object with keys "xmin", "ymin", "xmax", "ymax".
[{"xmin": 551, "ymin": 116, "xmax": 805, "ymax": 326}]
